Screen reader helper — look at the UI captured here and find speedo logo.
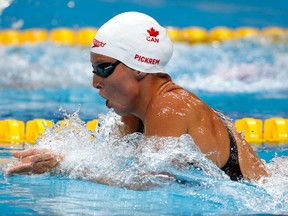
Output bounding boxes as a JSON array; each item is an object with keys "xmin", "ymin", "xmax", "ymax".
[
  {"xmin": 91, "ymin": 38, "xmax": 106, "ymax": 48},
  {"xmin": 146, "ymin": 27, "xmax": 159, "ymax": 43}
]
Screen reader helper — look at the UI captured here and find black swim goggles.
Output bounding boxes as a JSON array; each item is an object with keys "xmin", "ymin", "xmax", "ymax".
[{"xmin": 92, "ymin": 60, "xmax": 121, "ymax": 78}]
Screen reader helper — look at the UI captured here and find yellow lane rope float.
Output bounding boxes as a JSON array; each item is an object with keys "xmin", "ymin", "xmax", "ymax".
[
  {"xmin": 0, "ymin": 119, "xmax": 98, "ymax": 145},
  {"xmin": 0, "ymin": 118, "xmax": 287, "ymax": 145},
  {"xmin": 0, "ymin": 26, "xmax": 287, "ymax": 46}
]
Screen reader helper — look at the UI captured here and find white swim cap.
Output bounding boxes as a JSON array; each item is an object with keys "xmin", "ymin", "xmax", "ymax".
[{"xmin": 90, "ymin": 11, "xmax": 173, "ymax": 74}]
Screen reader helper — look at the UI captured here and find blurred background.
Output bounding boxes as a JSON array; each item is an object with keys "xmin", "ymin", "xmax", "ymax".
[
  {"xmin": 0, "ymin": 0, "xmax": 287, "ymax": 124},
  {"xmin": 1, "ymin": 0, "xmax": 288, "ymax": 30}
]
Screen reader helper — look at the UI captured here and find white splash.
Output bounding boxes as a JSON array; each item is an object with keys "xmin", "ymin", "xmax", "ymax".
[
  {"xmin": 0, "ymin": 39, "xmax": 287, "ymax": 93},
  {"xmin": 168, "ymin": 39, "xmax": 288, "ymax": 93},
  {"xmin": 256, "ymin": 157, "xmax": 288, "ymax": 209},
  {"xmin": 11, "ymin": 18, "xmax": 24, "ymax": 29},
  {"xmin": 67, "ymin": 1, "xmax": 75, "ymax": 8},
  {"xmin": 0, "ymin": 0, "xmax": 13, "ymax": 15},
  {"xmin": 5, "ymin": 109, "xmax": 288, "ymax": 213},
  {"xmin": 34, "ymin": 110, "xmax": 227, "ymax": 189}
]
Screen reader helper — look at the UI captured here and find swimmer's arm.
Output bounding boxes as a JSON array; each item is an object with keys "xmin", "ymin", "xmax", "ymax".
[
  {"xmin": 91, "ymin": 171, "xmax": 176, "ymax": 191},
  {"xmin": 224, "ymin": 119, "xmax": 270, "ymax": 181},
  {"xmin": 90, "ymin": 177, "xmax": 155, "ymax": 190},
  {"xmin": 5, "ymin": 148, "xmax": 63, "ymax": 175},
  {"xmin": 5, "ymin": 151, "xmax": 150, "ymax": 190},
  {"xmin": 6, "ymin": 149, "xmax": 177, "ymax": 190}
]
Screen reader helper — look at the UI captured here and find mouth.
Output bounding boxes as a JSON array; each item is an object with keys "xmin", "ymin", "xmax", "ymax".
[{"xmin": 99, "ymin": 93, "xmax": 111, "ymax": 109}]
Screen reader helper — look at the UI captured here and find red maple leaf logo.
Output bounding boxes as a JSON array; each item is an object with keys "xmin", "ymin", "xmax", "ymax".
[{"xmin": 147, "ymin": 27, "xmax": 159, "ymax": 37}]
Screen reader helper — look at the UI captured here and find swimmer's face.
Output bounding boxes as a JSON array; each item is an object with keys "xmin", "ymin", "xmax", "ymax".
[{"xmin": 90, "ymin": 52, "xmax": 141, "ymax": 116}]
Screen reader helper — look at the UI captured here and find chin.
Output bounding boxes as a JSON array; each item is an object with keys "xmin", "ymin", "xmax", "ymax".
[{"xmin": 113, "ymin": 108, "xmax": 129, "ymax": 117}]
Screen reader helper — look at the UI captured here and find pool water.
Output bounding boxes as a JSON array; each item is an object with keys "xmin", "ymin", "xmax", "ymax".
[
  {"xmin": 0, "ymin": 38, "xmax": 287, "ymax": 122},
  {"xmin": 0, "ymin": 31, "xmax": 288, "ymax": 215},
  {"xmin": 0, "ymin": 142, "xmax": 288, "ymax": 215},
  {"xmin": 0, "ymin": 0, "xmax": 288, "ymax": 211}
]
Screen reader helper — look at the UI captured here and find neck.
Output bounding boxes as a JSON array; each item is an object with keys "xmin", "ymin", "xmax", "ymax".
[{"xmin": 135, "ymin": 74, "xmax": 172, "ymax": 122}]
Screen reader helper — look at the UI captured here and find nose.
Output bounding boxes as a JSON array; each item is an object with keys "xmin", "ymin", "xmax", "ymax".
[{"xmin": 92, "ymin": 74, "xmax": 102, "ymax": 89}]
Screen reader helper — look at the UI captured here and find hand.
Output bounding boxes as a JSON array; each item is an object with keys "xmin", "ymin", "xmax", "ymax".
[{"xmin": 5, "ymin": 148, "xmax": 63, "ymax": 176}]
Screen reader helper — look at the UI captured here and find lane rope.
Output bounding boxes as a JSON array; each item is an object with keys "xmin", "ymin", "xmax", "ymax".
[{"xmin": 0, "ymin": 26, "xmax": 287, "ymax": 46}]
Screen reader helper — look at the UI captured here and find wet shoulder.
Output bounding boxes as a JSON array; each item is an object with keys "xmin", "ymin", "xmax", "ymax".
[
  {"xmin": 158, "ymin": 83, "xmax": 204, "ymax": 109},
  {"xmin": 151, "ymin": 82, "xmax": 206, "ymax": 117}
]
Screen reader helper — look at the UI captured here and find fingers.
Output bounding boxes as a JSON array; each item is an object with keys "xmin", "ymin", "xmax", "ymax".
[
  {"xmin": 32, "ymin": 159, "xmax": 60, "ymax": 174},
  {"xmin": 30, "ymin": 152, "xmax": 63, "ymax": 163},
  {"xmin": 13, "ymin": 148, "xmax": 47, "ymax": 158},
  {"xmin": 6, "ymin": 149, "xmax": 63, "ymax": 176},
  {"xmin": 5, "ymin": 162, "xmax": 33, "ymax": 176},
  {"xmin": 5, "ymin": 157, "xmax": 59, "ymax": 176}
]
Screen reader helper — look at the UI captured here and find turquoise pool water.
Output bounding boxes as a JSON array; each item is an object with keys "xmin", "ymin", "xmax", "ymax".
[
  {"xmin": 0, "ymin": 137, "xmax": 288, "ymax": 215},
  {"xmin": 1, "ymin": 0, "xmax": 288, "ymax": 29},
  {"xmin": 0, "ymin": 36, "xmax": 288, "ymax": 215},
  {"xmin": 1, "ymin": 1, "xmax": 288, "ymax": 215},
  {"xmin": 0, "ymin": 39, "xmax": 287, "ymax": 122}
]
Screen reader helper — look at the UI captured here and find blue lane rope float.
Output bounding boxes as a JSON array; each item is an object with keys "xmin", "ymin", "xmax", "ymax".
[
  {"xmin": 0, "ymin": 118, "xmax": 287, "ymax": 145},
  {"xmin": 0, "ymin": 26, "xmax": 287, "ymax": 46}
]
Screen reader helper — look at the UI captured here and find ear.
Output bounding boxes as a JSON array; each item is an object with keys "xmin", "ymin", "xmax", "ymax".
[{"xmin": 135, "ymin": 71, "xmax": 147, "ymax": 80}]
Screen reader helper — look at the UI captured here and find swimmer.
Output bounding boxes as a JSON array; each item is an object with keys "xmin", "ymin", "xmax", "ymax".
[{"xmin": 5, "ymin": 12, "xmax": 269, "ymax": 182}]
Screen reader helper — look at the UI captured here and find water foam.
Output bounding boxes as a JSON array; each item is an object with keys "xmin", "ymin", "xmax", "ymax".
[
  {"xmin": 4, "ymin": 109, "xmax": 288, "ymax": 213},
  {"xmin": 0, "ymin": 38, "xmax": 287, "ymax": 93},
  {"xmin": 168, "ymin": 38, "xmax": 288, "ymax": 93},
  {"xmin": 0, "ymin": 0, "xmax": 13, "ymax": 15},
  {"xmin": 0, "ymin": 44, "xmax": 91, "ymax": 88},
  {"xmin": 31, "ymin": 109, "xmax": 227, "ymax": 190},
  {"xmin": 256, "ymin": 157, "xmax": 288, "ymax": 211}
]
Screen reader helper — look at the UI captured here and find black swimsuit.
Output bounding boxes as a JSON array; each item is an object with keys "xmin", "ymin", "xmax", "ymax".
[{"xmin": 220, "ymin": 126, "xmax": 243, "ymax": 181}]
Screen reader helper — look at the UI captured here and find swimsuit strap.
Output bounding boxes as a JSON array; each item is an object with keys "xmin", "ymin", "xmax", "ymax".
[
  {"xmin": 212, "ymin": 108, "xmax": 243, "ymax": 180},
  {"xmin": 221, "ymin": 127, "xmax": 243, "ymax": 180}
]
